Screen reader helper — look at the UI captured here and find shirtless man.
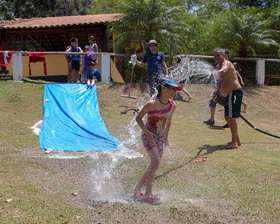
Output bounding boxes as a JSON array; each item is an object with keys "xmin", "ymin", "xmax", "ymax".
[{"xmin": 214, "ymin": 48, "xmax": 243, "ymax": 149}]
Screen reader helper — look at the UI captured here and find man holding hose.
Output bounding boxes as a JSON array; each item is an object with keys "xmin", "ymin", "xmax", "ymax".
[{"xmin": 214, "ymin": 48, "xmax": 243, "ymax": 149}]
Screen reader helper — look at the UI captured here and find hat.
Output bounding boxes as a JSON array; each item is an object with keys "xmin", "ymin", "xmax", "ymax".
[
  {"xmin": 148, "ymin": 39, "xmax": 157, "ymax": 46},
  {"xmin": 157, "ymin": 79, "xmax": 183, "ymax": 91},
  {"xmin": 89, "ymin": 61, "xmax": 96, "ymax": 66}
]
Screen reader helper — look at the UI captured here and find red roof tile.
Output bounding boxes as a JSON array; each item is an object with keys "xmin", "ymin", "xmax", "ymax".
[{"xmin": 0, "ymin": 14, "xmax": 122, "ymax": 30}]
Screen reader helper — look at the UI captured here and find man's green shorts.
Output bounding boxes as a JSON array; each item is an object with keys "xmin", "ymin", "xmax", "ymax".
[{"xmin": 224, "ymin": 89, "xmax": 243, "ymax": 118}]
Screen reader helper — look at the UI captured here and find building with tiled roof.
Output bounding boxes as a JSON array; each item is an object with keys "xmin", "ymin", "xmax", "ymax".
[{"xmin": 0, "ymin": 14, "xmax": 122, "ymax": 51}]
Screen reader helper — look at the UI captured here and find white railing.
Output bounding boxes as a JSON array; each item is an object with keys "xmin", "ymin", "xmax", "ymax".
[{"xmin": 11, "ymin": 51, "xmax": 280, "ymax": 86}]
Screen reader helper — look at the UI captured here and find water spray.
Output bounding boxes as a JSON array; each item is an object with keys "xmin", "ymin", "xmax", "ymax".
[
  {"xmin": 121, "ymin": 54, "xmax": 137, "ymax": 99},
  {"xmin": 240, "ymin": 114, "xmax": 280, "ymax": 139}
]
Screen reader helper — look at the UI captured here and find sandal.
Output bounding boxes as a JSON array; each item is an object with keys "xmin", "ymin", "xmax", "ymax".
[
  {"xmin": 195, "ymin": 158, "xmax": 206, "ymax": 162},
  {"xmin": 133, "ymin": 192, "xmax": 144, "ymax": 200},
  {"xmin": 45, "ymin": 148, "xmax": 53, "ymax": 154},
  {"xmin": 143, "ymin": 195, "xmax": 160, "ymax": 205}
]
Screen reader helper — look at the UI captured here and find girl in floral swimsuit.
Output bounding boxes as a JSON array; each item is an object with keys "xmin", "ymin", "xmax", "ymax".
[{"xmin": 134, "ymin": 79, "xmax": 182, "ymax": 203}]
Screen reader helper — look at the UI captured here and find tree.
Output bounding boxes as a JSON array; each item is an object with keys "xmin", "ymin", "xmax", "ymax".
[
  {"xmin": 0, "ymin": 0, "xmax": 92, "ymax": 19},
  {"xmin": 212, "ymin": 8, "xmax": 278, "ymax": 79},
  {"xmin": 213, "ymin": 8, "xmax": 277, "ymax": 57},
  {"xmin": 107, "ymin": 0, "xmax": 188, "ymax": 54},
  {"xmin": 87, "ymin": 0, "xmax": 123, "ymax": 14},
  {"xmin": 233, "ymin": 0, "xmax": 279, "ymax": 9}
]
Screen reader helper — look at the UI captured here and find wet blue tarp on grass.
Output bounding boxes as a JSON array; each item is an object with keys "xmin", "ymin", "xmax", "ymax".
[{"xmin": 39, "ymin": 84, "xmax": 120, "ymax": 151}]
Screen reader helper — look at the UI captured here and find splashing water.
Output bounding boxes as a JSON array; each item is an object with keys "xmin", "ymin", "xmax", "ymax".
[
  {"xmin": 31, "ymin": 120, "xmax": 42, "ymax": 136},
  {"xmin": 167, "ymin": 57, "xmax": 217, "ymax": 85},
  {"xmin": 30, "ymin": 94, "xmax": 150, "ymax": 203},
  {"xmin": 90, "ymin": 94, "xmax": 150, "ymax": 203},
  {"xmin": 29, "ymin": 58, "xmax": 219, "ymax": 204}
]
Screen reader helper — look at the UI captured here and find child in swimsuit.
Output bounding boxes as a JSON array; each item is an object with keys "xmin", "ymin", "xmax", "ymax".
[{"xmin": 134, "ymin": 79, "xmax": 182, "ymax": 203}]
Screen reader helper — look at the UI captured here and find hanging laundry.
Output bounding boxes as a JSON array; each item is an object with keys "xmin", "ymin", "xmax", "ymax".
[
  {"xmin": 0, "ymin": 51, "xmax": 13, "ymax": 66},
  {"xmin": 29, "ymin": 52, "xmax": 47, "ymax": 76}
]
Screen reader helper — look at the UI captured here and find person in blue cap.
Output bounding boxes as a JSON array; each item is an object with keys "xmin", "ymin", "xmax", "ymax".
[
  {"xmin": 133, "ymin": 78, "xmax": 182, "ymax": 204},
  {"xmin": 135, "ymin": 40, "xmax": 168, "ymax": 95}
]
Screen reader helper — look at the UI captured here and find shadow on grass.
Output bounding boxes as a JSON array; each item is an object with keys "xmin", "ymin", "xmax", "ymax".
[
  {"xmin": 155, "ymin": 156, "xmax": 196, "ymax": 181},
  {"xmin": 155, "ymin": 144, "xmax": 231, "ymax": 181},
  {"xmin": 209, "ymin": 125, "xmax": 226, "ymax": 130},
  {"xmin": 196, "ymin": 144, "xmax": 231, "ymax": 155}
]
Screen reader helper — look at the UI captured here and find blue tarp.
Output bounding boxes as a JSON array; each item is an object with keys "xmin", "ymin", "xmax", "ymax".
[{"xmin": 39, "ymin": 84, "xmax": 120, "ymax": 151}]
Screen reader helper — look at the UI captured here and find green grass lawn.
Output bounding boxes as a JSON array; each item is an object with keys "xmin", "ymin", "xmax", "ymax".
[{"xmin": 0, "ymin": 80, "xmax": 279, "ymax": 223}]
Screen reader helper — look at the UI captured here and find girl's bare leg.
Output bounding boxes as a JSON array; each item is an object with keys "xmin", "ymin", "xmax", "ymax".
[
  {"xmin": 91, "ymin": 80, "xmax": 95, "ymax": 86},
  {"xmin": 134, "ymin": 147, "xmax": 161, "ymax": 196}
]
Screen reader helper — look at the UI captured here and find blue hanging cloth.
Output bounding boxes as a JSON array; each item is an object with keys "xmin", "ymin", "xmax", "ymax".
[{"xmin": 39, "ymin": 84, "xmax": 120, "ymax": 151}]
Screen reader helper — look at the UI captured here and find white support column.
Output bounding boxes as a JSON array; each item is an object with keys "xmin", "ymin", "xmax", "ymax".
[
  {"xmin": 12, "ymin": 52, "xmax": 23, "ymax": 81},
  {"xmin": 101, "ymin": 54, "xmax": 111, "ymax": 82},
  {"xmin": 256, "ymin": 59, "xmax": 265, "ymax": 86}
]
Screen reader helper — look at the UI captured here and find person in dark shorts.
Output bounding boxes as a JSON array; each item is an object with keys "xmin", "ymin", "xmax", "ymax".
[
  {"xmin": 204, "ymin": 89, "xmax": 225, "ymax": 126},
  {"xmin": 136, "ymin": 40, "xmax": 168, "ymax": 95},
  {"xmin": 66, "ymin": 38, "xmax": 83, "ymax": 83},
  {"xmin": 209, "ymin": 90, "xmax": 225, "ymax": 108},
  {"xmin": 233, "ymin": 62, "xmax": 247, "ymax": 112},
  {"xmin": 214, "ymin": 47, "xmax": 243, "ymax": 149},
  {"xmin": 224, "ymin": 89, "xmax": 243, "ymax": 118}
]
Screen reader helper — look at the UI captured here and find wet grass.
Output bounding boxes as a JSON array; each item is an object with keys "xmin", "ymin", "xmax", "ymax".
[{"xmin": 0, "ymin": 80, "xmax": 280, "ymax": 223}]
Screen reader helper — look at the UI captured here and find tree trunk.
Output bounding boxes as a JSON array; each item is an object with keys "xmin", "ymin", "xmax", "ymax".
[{"xmin": 64, "ymin": 0, "xmax": 69, "ymax": 16}]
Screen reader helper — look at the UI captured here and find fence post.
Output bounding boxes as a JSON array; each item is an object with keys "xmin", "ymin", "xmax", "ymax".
[
  {"xmin": 101, "ymin": 54, "xmax": 111, "ymax": 82},
  {"xmin": 12, "ymin": 52, "xmax": 23, "ymax": 81},
  {"xmin": 256, "ymin": 59, "xmax": 265, "ymax": 86}
]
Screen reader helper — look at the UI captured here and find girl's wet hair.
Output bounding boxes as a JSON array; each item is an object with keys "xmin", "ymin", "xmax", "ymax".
[
  {"xmin": 156, "ymin": 77, "xmax": 169, "ymax": 97},
  {"xmin": 156, "ymin": 84, "xmax": 169, "ymax": 97}
]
